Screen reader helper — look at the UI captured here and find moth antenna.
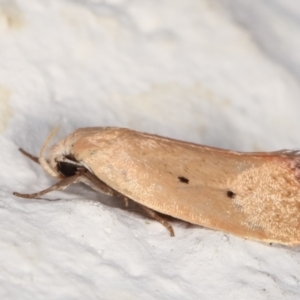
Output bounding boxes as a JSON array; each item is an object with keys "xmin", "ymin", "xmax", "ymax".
[{"xmin": 39, "ymin": 126, "xmax": 61, "ymax": 178}]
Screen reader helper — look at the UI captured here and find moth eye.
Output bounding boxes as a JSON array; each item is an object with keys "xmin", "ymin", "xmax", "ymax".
[{"xmin": 57, "ymin": 161, "xmax": 78, "ymax": 177}]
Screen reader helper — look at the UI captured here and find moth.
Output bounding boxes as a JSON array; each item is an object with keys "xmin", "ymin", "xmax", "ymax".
[{"xmin": 13, "ymin": 127, "xmax": 300, "ymax": 245}]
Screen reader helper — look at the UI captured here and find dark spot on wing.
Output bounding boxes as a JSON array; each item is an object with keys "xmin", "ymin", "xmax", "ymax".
[
  {"xmin": 178, "ymin": 176, "xmax": 189, "ymax": 184},
  {"xmin": 227, "ymin": 190, "xmax": 236, "ymax": 198}
]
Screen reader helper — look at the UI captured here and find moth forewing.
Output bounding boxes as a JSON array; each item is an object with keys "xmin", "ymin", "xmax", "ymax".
[{"xmin": 13, "ymin": 127, "xmax": 300, "ymax": 245}]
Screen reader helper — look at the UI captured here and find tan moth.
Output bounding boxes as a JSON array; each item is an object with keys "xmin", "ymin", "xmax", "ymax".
[{"xmin": 13, "ymin": 127, "xmax": 300, "ymax": 245}]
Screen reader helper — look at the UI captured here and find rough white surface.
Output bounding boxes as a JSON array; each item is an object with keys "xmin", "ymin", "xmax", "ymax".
[{"xmin": 1, "ymin": 0, "xmax": 300, "ymax": 299}]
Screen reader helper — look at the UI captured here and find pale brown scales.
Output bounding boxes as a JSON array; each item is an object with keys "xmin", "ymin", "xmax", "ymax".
[{"xmin": 64, "ymin": 127, "xmax": 300, "ymax": 245}]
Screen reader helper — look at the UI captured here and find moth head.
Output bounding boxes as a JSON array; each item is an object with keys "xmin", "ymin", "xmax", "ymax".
[{"xmin": 38, "ymin": 128, "xmax": 86, "ymax": 179}]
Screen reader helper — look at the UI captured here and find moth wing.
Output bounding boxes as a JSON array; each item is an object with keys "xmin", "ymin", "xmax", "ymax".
[{"xmin": 74, "ymin": 128, "xmax": 300, "ymax": 245}]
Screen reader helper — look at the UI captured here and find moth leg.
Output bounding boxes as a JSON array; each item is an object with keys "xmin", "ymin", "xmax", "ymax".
[
  {"xmin": 13, "ymin": 173, "xmax": 83, "ymax": 199},
  {"xmin": 123, "ymin": 197, "xmax": 129, "ymax": 208},
  {"xmin": 141, "ymin": 205, "xmax": 175, "ymax": 237},
  {"xmin": 83, "ymin": 172, "xmax": 129, "ymax": 208},
  {"xmin": 19, "ymin": 148, "xmax": 39, "ymax": 164}
]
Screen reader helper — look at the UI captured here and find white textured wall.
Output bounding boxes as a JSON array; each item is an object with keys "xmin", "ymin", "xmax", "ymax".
[{"xmin": 1, "ymin": 1, "xmax": 300, "ymax": 299}]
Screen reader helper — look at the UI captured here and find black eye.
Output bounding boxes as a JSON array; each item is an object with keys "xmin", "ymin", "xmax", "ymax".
[{"xmin": 57, "ymin": 161, "xmax": 78, "ymax": 177}]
